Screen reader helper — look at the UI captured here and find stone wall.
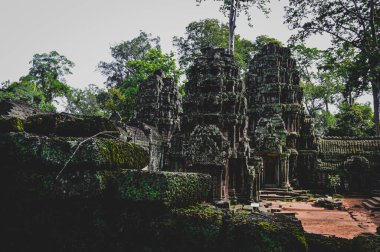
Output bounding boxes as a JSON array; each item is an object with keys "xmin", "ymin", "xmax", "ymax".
[
  {"xmin": 247, "ymin": 43, "xmax": 305, "ymax": 189},
  {"xmin": 168, "ymin": 47, "xmax": 251, "ymax": 202},
  {"xmin": 314, "ymin": 136, "xmax": 380, "ymax": 191},
  {"xmin": 133, "ymin": 70, "xmax": 182, "ymax": 170},
  {"xmin": 134, "ymin": 69, "xmax": 182, "ymax": 139}
]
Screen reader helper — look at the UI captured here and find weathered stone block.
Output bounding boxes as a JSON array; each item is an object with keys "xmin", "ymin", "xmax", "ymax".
[
  {"xmin": 24, "ymin": 113, "xmax": 118, "ymax": 137},
  {"xmin": 0, "ymin": 116, "xmax": 24, "ymax": 133},
  {"xmin": 0, "ymin": 132, "xmax": 149, "ymax": 171}
]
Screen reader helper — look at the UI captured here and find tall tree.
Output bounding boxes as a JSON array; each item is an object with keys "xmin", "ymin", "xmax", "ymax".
[
  {"xmin": 98, "ymin": 32, "xmax": 182, "ymax": 120},
  {"xmin": 65, "ymin": 84, "xmax": 107, "ymax": 117},
  {"xmin": 0, "ymin": 78, "xmax": 55, "ymax": 112},
  {"xmin": 196, "ymin": 0, "xmax": 270, "ymax": 55},
  {"xmin": 329, "ymin": 102, "xmax": 375, "ymax": 136},
  {"xmin": 285, "ymin": 0, "xmax": 380, "ymax": 134},
  {"xmin": 28, "ymin": 51, "xmax": 74, "ymax": 103},
  {"xmin": 291, "ymin": 45, "xmax": 344, "ymax": 115},
  {"xmin": 173, "ymin": 19, "xmax": 282, "ymax": 71},
  {"xmin": 98, "ymin": 31, "xmax": 160, "ymax": 88}
]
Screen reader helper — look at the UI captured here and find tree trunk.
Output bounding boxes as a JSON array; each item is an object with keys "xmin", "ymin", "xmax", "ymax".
[
  {"xmin": 369, "ymin": 0, "xmax": 379, "ymax": 135},
  {"xmin": 373, "ymin": 81, "xmax": 380, "ymax": 135},
  {"xmin": 228, "ymin": 0, "xmax": 236, "ymax": 55}
]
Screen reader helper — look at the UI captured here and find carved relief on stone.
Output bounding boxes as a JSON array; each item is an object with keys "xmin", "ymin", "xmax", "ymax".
[
  {"xmin": 188, "ymin": 125, "xmax": 230, "ymax": 166},
  {"xmin": 254, "ymin": 114, "xmax": 287, "ymax": 153}
]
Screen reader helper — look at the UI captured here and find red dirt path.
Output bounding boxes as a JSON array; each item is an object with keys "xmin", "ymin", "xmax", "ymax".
[{"xmin": 270, "ymin": 198, "xmax": 380, "ymax": 239}]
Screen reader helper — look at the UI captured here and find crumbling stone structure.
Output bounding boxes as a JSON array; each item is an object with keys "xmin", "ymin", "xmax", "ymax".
[
  {"xmin": 134, "ymin": 69, "xmax": 182, "ymax": 139},
  {"xmin": 133, "ymin": 43, "xmax": 380, "ymax": 202},
  {"xmin": 247, "ymin": 44, "xmax": 304, "ymax": 190},
  {"xmin": 167, "ymin": 47, "xmax": 251, "ymax": 202},
  {"xmin": 312, "ymin": 136, "xmax": 380, "ymax": 191},
  {"xmin": 133, "ymin": 70, "xmax": 182, "ymax": 169}
]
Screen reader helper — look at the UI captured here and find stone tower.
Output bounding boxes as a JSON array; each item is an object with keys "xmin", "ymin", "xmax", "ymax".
[
  {"xmin": 134, "ymin": 69, "xmax": 182, "ymax": 139},
  {"xmin": 168, "ymin": 48, "xmax": 251, "ymax": 202},
  {"xmin": 247, "ymin": 43, "xmax": 303, "ymax": 189},
  {"xmin": 133, "ymin": 70, "xmax": 182, "ymax": 170}
]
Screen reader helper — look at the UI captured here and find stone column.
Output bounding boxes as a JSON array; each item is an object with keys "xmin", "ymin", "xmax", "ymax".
[{"xmin": 280, "ymin": 155, "xmax": 291, "ymax": 189}]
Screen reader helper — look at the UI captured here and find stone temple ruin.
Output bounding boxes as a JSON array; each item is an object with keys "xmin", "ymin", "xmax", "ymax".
[
  {"xmin": 132, "ymin": 43, "xmax": 380, "ymax": 203},
  {"xmin": 2, "ymin": 44, "xmax": 380, "ymax": 251}
]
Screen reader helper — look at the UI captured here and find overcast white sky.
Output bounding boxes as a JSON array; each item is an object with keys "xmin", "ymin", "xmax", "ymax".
[
  {"xmin": 0, "ymin": 0, "xmax": 372, "ymax": 106},
  {"xmin": 0, "ymin": 0, "xmax": 333, "ymax": 87}
]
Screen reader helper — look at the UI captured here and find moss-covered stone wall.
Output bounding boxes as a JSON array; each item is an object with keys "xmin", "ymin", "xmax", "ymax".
[{"xmin": 0, "ymin": 132, "xmax": 149, "ymax": 171}]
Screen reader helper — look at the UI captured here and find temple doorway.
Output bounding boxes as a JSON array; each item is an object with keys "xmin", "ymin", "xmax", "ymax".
[{"xmin": 264, "ymin": 156, "xmax": 279, "ymax": 187}]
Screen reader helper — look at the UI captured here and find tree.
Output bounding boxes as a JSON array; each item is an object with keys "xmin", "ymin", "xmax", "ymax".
[
  {"xmin": 119, "ymin": 48, "xmax": 182, "ymax": 119},
  {"xmin": 285, "ymin": 0, "xmax": 380, "ymax": 135},
  {"xmin": 65, "ymin": 84, "xmax": 107, "ymax": 117},
  {"xmin": 98, "ymin": 31, "xmax": 160, "ymax": 88},
  {"xmin": 28, "ymin": 51, "xmax": 74, "ymax": 103},
  {"xmin": 173, "ymin": 19, "xmax": 282, "ymax": 71},
  {"xmin": 196, "ymin": 0, "xmax": 270, "ymax": 55},
  {"xmin": 292, "ymin": 45, "xmax": 343, "ymax": 116},
  {"xmin": 329, "ymin": 102, "xmax": 375, "ymax": 136},
  {"xmin": 96, "ymin": 88, "xmax": 128, "ymax": 119},
  {"xmin": 99, "ymin": 40, "xmax": 181, "ymax": 120},
  {"xmin": 0, "ymin": 78, "xmax": 55, "ymax": 112},
  {"xmin": 328, "ymin": 174, "xmax": 341, "ymax": 194}
]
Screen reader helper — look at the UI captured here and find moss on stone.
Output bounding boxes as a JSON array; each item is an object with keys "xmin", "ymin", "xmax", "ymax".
[
  {"xmin": 0, "ymin": 116, "xmax": 24, "ymax": 133},
  {"xmin": 352, "ymin": 233, "xmax": 380, "ymax": 252},
  {"xmin": 98, "ymin": 139, "xmax": 149, "ymax": 170},
  {"xmin": 156, "ymin": 204, "xmax": 224, "ymax": 251},
  {"xmin": 224, "ymin": 212, "xmax": 307, "ymax": 252},
  {"xmin": 0, "ymin": 133, "xmax": 149, "ymax": 171},
  {"xmin": 114, "ymin": 170, "xmax": 211, "ymax": 208},
  {"xmin": 24, "ymin": 113, "xmax": 118, "ymax": 137}
]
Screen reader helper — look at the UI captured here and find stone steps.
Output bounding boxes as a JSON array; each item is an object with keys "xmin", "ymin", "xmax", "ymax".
[
  {"xmin": 260, "ymin": 194, "xmax": 294, "ymax": 201},
  {"xmin": 362, "ymin": 197, "xmax": 380, "ymax": 211},
  {"xmin": 371, "ymin": 189, "xmax": 380, "ymax": 196},
  {"xmin": 260, "ymin": 187, "xmax": 309, "ymax": 201}
]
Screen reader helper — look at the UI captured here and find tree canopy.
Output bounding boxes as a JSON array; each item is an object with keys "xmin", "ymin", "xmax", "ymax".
[
  {"xmin": 196, "ymin": 0, "xmax": 270, "ymax": 54},
  {"xmin": 329, "ymin": 102, "xmax": 375, "ymax": 137},
  {"xmin": 173, "ymin": 19, "xmax": 282, "ymax": 71},
  {"xmin": 98, "ymin": 31, "xmax": 160, "ymax": 88},
  {"xmin": 98, "ymin": 33, "xmax": 181, "ymax": 120},
  {"xmin": 0, "ymin": 51, "xmax": 74, "ymax": 112},
  {"xmin": 285, "ymin": 0, "xmax": 380, "ymax": 134},
  {"xmin": 27, "ymin": 51, "xmax": 74, "ymax": 103}
]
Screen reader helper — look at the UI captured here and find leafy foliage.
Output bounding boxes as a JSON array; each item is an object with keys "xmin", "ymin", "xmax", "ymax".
[
  {"xmin": 96, "ymin": 87, "xmax": 129, "ymax": 119},
  {"xmin": 196, "ymin": 0, "xmax": 271, "ymax": 27},
  {"xmin": 98, "ymin": 31, "xmax": 160, "ymax": 88},
  {"xmin": 28, "ymin": 51, "xmax": 74, "ymax": 103},
  {"xmin": 292, "ymin": 45, "xmax": 344, "ymax": 114},
  {"xmin": 328, "ymin": 174, "xmax": 341, "ymax": 194},
  {"xmin": 329, "ymin": 102, "xmax": 375, "ymax": 137},
  {"xmin": 0, "ymin": 78, "xmax": 55, "ymax": 112},
  {"xmin": 285, "ymin": 0, "xmax": 380, "ymax": 134},
  {"xmin": 173, "ymin": 19, "xmax": 281, "ymax": 71},
  {"xmin": 1, "ymin": 51, "xmax": 74, "ymax": 112},
  {"xmin": 65, "ymin": 84, "xmax": 107, "ymax": 117},
  {"xmin": 98, "ymin": 32, "xmax": 181, "ymax": 120},
  {"xmin": 196, "ymin": 0, "xmax": 271, "ymax": 55}
]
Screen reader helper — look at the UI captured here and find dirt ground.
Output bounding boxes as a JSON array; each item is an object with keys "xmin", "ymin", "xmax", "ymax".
[{"xmin": 270, "ymin": 198, "xmax": 380, "ymax": 239}]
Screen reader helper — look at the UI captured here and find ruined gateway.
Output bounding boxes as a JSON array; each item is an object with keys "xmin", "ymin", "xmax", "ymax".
[{"xmin": 132, "ymin": 43, "xmax": 380, "ymax": 202}]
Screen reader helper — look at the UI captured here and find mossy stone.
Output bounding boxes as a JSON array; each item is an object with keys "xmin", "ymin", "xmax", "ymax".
[{"xmin": 0, "ymin": 116, "xmax": 24, "ymax": 133}]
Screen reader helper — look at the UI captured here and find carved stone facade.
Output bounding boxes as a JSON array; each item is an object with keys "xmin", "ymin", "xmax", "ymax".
[
  {"xmin": 134, "ymin": 69, "xmax": 182, "ymax": 139},
  {"xmin": 132, "ymin": 43, "xmax": 380, "ymax": 202},
  {"xmin": 247, "ymin": 43, "xmax": 304, "ymax": 190},
  {"xmin": 313, "ymin": 136, "xmax": 380, "ymax": 192},
  {"xmin": 167, "ymin": 48, "xmax": 251, "ymax": 202},
  {"xmin": 132, "ymin": 69, "xmax": 182, "ymax": 170}
]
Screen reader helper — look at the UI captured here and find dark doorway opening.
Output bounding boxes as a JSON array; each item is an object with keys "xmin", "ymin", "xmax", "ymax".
[{"xmin": 264, "ymin": 157, "xmax": 278, "ymax": 186}]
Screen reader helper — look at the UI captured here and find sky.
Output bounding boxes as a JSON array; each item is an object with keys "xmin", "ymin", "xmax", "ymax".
[{"xmin": 0, "ymin": 0, "xmax": 371, "ymax": 105}]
